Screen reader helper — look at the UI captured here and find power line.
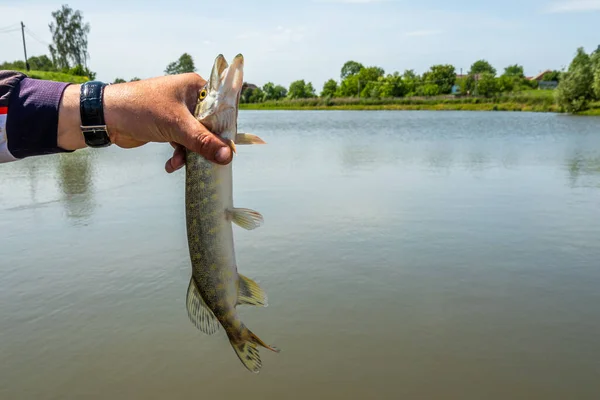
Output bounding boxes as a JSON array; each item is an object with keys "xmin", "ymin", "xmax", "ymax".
[
  {"xmin": 24, "ymin": 27, "xmax": 51, "ymax": 46},
  {"xmin": 0, "ymin": 27, "xmax": 20, "ymax": 34},
  {"xmin": 0, "ymin": 23, "xmax": 19, "ymax": 32}
]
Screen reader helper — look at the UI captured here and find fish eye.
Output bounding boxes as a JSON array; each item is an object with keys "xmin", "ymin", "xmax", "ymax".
[{"xmin": 199, "ymin": 89, "xmax": 208, "ymax": 101}]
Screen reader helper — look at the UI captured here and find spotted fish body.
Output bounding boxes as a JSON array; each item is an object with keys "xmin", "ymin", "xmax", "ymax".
[{"xmin": 184, "ymin": 54, "xmax": 278, "ymax": 373}]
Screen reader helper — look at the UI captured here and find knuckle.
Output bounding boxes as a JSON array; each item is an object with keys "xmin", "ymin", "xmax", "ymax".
[{"xmin": 195, "ymin": 132, "xmax": 214, "ymax": 154}]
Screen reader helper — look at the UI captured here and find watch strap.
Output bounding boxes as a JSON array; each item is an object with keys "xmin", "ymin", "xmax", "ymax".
[{"xmin": 80, "ymin": 81, "xmax": 111, "ymax": 147}]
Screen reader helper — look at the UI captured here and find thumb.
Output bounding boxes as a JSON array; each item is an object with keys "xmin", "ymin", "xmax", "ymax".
[{"xmin": 177, "ymin": 113, "xmax": 233, "ymax": 165}]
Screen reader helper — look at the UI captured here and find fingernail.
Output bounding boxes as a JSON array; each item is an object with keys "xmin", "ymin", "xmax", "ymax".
[{"xmin": 215, "ymin": 146, "xmax": 231, "ymax": 163}]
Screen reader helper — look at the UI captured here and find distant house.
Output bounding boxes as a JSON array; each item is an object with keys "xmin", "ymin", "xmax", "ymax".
[
  {"xmin": 455, "ymin": 73, "xmax": 482, "ymax": 80},
  {"xmin": 528, "ymin": 70, "xmax": 559, "ymax": 89},
  {"xmin": 242, "ymin": 82, "xmax": 258, "ymax": 92},
  {"xmin": 529, "ymin": 70, "xmax": 553, "ymax": 81},
  {"xmin": 538, "ymin": 81, "xmax": 558, "ymax": 90}
]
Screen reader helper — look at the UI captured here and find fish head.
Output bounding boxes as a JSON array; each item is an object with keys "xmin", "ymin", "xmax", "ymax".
[{"xmin": 195, "ymin": 53, "xmax": 244, "ymax": 141}]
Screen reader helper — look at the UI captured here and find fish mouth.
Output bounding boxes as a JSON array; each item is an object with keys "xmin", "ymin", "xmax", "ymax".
[{"xmin": 209, "ymin": 53, "xmax": 244, "ymax": 106}]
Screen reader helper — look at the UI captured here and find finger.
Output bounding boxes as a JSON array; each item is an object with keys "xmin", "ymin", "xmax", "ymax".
[
  {"xmin": 176, "ymin": 113, "xmax": 232, "ymax": 165},
  {"xmin": 165, "ymin": 144, "xmax": 186, "ymax": 173}
]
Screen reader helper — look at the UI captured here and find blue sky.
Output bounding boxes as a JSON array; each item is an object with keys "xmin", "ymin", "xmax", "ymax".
[{"xmin": 1, "ymin": 0, "xmax": 599, "ymax": 90}]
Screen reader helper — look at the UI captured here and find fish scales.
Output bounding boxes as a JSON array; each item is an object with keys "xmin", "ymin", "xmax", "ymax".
[{"xmin": 185, "ymin": 153, "xmax": 239, "ymax": 335}]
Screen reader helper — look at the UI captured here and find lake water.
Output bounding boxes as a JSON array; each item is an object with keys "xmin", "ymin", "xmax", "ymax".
[{"xmin": 1, "ymin": 110, "xmax": 599, "ymax": 399}]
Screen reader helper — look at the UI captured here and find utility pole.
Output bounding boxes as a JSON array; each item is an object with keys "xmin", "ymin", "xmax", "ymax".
[{"xmin": 21, "ymin": 21, "xmax": 30, "ymax": 71}]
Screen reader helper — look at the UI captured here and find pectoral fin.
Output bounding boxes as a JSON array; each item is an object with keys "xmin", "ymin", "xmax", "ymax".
[
  {"xmin": 235, "ymin": 133, "xmax": 267, "ymax": 145},
  {"xmin": 237, "ymin": 274, "xmax": 268, "ymax": 307},
  {"xmin": 227, "ymin": 208, "xmax": 264, "ymax": 230},
  {"xmin": 186, "ymin": 278, "xmax": 220, "ymax": 335}
]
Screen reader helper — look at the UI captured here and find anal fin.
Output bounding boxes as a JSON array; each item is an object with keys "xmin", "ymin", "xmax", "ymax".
[
  {"xmin": 186, "ymin": 277, "xmax": 220, "ymax": 335},
  {"xmin": 237, "ymin": 274, "xmax": 268, "ymax": 307},
  {"xmin": 235, "ymin": 133, "xmax": 267, "ymax": 145},
  {"xmin": 227, "ymin": 208, "xmax": 264, "ymax": 230}
]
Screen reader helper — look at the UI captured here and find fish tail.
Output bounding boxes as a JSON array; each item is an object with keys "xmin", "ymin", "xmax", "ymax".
[{"xmin": 230, "ymin": 326, "xmax": 280, "ymax": 373}]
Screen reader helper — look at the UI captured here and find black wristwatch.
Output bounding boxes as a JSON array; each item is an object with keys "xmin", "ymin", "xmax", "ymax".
[{"xmin": 80, "ymin": 80, "xmax": 112, "ymax": 148}]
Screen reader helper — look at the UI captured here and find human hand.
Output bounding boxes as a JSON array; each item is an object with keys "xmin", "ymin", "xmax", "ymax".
[{"xmin": 57, "ymin": 73, "xmax": 233, "ymax": 172}]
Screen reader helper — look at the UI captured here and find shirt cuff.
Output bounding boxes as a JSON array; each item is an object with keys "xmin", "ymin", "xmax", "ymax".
[
  {"xmin": 0, "ymin": 106, "xmax": 17, "ymax": 162},
  {"xmin": 6, "ymin": 77, "xmax": 74, "ymax": 159}
]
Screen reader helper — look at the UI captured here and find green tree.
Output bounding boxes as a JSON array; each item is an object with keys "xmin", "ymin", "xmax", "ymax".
[
  {"xmin": 591, "ymin": 49, "xmax": 600, "ymax": 100},
  {"xmin": 113, "ymin": 78, "xmax": 126, "ymax": 83},
  {"xmin": 361, "ymin": 81, "xmax": 381, "ymax": 98},
  {"xmin": 402, "ymin": 69, "xmax": 420, "ymax": 96},
  {"xmin": 320, "ymin": 79, "xmax": 338, "ymax": 97},
  {"xmin": 419, "ymin": 83, "xmax": 440, "ymax": 97},
  {"xmin": 502, "ymin": 64, "xmax": 524, "ymax": 78},
  {"xmin": 497, "ymin": 75, "xmax": 515, "ymax": 92},
  {"xmin": 422, "ymin": 64, "xmax": 456, "ymax": 94},
  {"xmin": 262, "ymin": 82, "xmax": 287, "ymax": 100},
  {"xmin": 340, "ymin": 61, "xmax": 364, "ymax": 80},
  {"xmin": 455, "ymin": 77, "xmax": 468, "ymax": 94},
  {"xmin": 28, "ymin": 55, "xmax": 55, "ymax": 71},
  {"xmin": 338, "ymin": 75, "xmax": 360, "ymax": 97},
  {"xmin": 130, "ymin": 77, "xmax": 141, "ymax": 82},
  {"xmin": 0, "ymin": 60, "xmax": 26, "ymax": 70},
  {"xmin": 358, "ymin": 66, "xmax": 384, "ymax": 82},
  {"xmin": 541, "ymin": 70, "xmax": 561, "ymax": 82},
  {"xmin": 338, "ymin": 66, "xmax": 384, "ymax": 97},
  {"xmin": 165, "ymin": 53, "xmax": 196, "ymax": 75},
  {"xmin": 48, "ymin": 5, "xmax": 90, "ymax": 70},
  {"xmin": 379, "ymin": 72, "xmax": 406, "ymax": 97},
  {"xmin": 556, "ymin": 47, "xmax": 594, "ymax": 112},
  {"xmin": 469, "ymin": 59, "xmax": 496, "ymax": 76},
  {"xmin": 240, "ymin": 87, "xmax": 254, "ymax": 103},
  {"xmin": 287, "ymin": 80, "xmax": 316, "ymax": 99},
  {"xmin": 248, "ymin": 87, "xmax": 264, "ymax": 103},
  {"xmin": 476, "ymin": 72, "xmax": 500, "ymax": 97}
]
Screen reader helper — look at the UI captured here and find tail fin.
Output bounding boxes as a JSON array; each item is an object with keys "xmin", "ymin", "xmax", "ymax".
[{"xmin": 230, "ymin": 327, "xmax": 280, "ymax": 374}]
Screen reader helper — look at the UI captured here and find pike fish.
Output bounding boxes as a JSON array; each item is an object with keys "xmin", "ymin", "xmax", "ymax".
[{"xmin": 184, "ymin": 53, "xmax": 279, "ymax": 373}]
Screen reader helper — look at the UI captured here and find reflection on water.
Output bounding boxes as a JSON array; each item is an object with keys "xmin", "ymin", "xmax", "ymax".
[
  {"xmin": 1, "ymin": 110, "xmax": 600, "ymax": 400},
  {"xmin": 566, "ymin": 152, "xmax": 600, "ymax": 188},
  {"xmin": 25, "ymin": 160, "xmax": 40, "ymax": 203},
  {"xmin": 55, "ymin": 150, "xmax": 96, "ymax": 223}
]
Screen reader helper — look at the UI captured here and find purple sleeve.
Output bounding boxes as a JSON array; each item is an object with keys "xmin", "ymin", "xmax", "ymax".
[{"xmin": 6, "ymin": 77, "xmax": 74, "ymax": 159}]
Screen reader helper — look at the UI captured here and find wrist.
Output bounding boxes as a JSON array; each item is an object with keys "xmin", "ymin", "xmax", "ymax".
[
  {"xmin": 102, "ymin": 83, "xmax": 127, "ymax": 144},
  {"xmin": 57, "ymin": 84, "xmax": 86, "ymax": 151}
]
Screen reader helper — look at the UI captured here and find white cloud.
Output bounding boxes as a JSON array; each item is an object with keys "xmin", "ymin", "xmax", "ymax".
[
  {"xmin": 545, "ymin": 0, "xmax": 600, "ymax": 12},
  {"xmin": 405, "ymin": 29, "xmax": 443, "ymax": 37}
]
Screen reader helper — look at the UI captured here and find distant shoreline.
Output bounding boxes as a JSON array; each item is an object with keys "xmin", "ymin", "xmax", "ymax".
[
  {"xmin": 239, "ymin": 96, "xmax": 600, "ymax": 115},
  {"xmin": 240, "ymin": 103, "xmax": 600, "ymax": 115},
  {"xmin": 241, "ymin": 102, "xmax": 562, "ymax": 113}
]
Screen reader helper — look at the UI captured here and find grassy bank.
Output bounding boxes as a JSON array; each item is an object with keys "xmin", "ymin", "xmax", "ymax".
[
  {"xmin": 239, "ymin": 90, "xmax": 600, "ymax": 115},
  {"xmin": 240, "ymin": 91, "xmax": 564, "ymax": 113},
  {"xmin": 16, "ymin": 69, "xmax": 90, "ymax": 84},
  {"xmin": 241, "ymin": 101, "xmax": 562, "ymax": 113},
  {"xmin": 579, "ymin": 102, "xmax": 600, "ymax": 116}
]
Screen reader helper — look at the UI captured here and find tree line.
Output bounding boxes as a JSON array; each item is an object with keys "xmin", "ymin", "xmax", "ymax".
[
  {"xmin": 238, "ymin": 46, "xmax": 600, "ymax": 113},
  {"xmin": 238, "ymin": 59, "xmax": 559, "ymax": 103}
]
